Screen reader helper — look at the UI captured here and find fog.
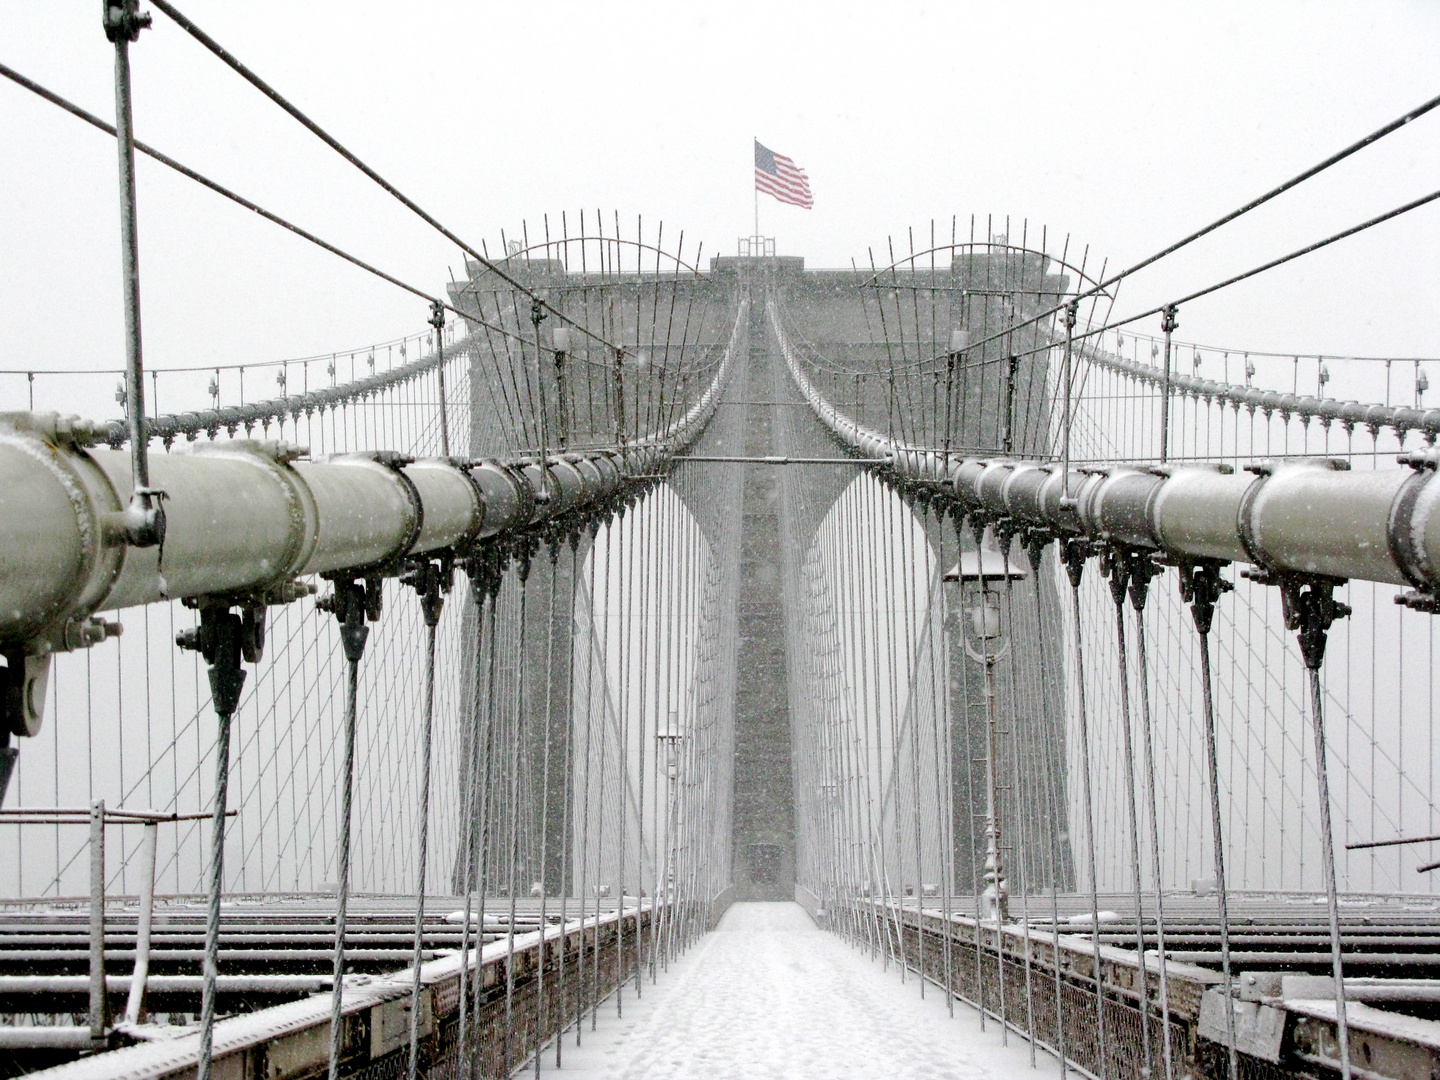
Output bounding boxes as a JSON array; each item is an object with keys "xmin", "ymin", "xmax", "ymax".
[{"xmin": 5, "ymin": 1, "xmax": 1440, "ymax": 425}]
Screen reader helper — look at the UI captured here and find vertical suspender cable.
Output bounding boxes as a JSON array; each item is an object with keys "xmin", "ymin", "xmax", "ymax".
[
  {"xmin": 534, "ymin": 543, "xmax": 560, "ymax": 1077},
  {"xmin": 188, "ymin": 607, "xmax": 246, "ymax": 1080},
  {"xmin": 575, "ymin": 522, "xmax": 599, "ymax": 1048},
  {"xmin": 1129, "ymin": 563, "xmax": 1175, "ymax": 1080},
  {"xmin": 407, "ymin": 566, "xmax": 445, "ymax": 1080},
  {"xmin": 327, "ymin": 581, "xmax": 372, "ymax": 1080},
  {"xmin": 633, "ymin": 494, "xmax": 650, "ymax": 996},
  {"xmin": 615, "ymin": 503, "xmax": 630, "ymax": 1016},
  {"xmin": 1104, "ymin": 550, "xmax": 1153, "ymax": 1078},
  {"xmin": 591, "ymin": 519, "xmax": 614, "ymax": 1032},
  {"xmin": 468, "ymin": 581, "xmax": 504, "ymax": 1080},
  {"xmin": 1062, "ymin": 542, "xmax": 1109, "ymax": 1080},
  {"xmin": 502, "ymin": 552, "xmax": 532, "ymax": 1077},
  {"xmin": 1024, "ymin": 534, "xmax": 1067, "ymax": 1080},
  {"xmin": 555, "ymin": 532, "xmax": 580, "ymax": 1065},
  {"xmin": 1180, "ymin": 561, "xmax": 1239, "ymax": 1080},
  {"xmin": 933, "ymin": 511, "xmax": 956, "ymax": 1018},
  {"xmin": 455, "ymin": 583, "xmax": 492, "ymax": 1072},
  {"xmin": 1285, "ymin": 579, "xmax": 1354, "ymax": 1080},
  {"xmin": 1002, "ymin": 539, "xmax": 1037, "ymax": 1064}
]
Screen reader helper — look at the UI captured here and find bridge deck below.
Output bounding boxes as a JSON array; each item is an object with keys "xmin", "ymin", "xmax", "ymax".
[{"xmin": 555, "ymin": 902, "xmax": 1054, "ymax": 1079}]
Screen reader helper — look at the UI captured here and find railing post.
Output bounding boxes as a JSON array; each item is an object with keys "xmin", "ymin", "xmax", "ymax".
[
  {"xmin": 88, "ymin": 799, "xmax": 109, "ymax": 1045},
  {"xmin": 123, "ymin": 820, "xmax": 158, "ymax": 1027}
]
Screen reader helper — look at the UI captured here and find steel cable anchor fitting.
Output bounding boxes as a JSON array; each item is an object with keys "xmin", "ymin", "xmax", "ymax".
[
  {"xmin": 317, "ymin": 577, "xmax": 378, "ymax": 662},
  {"xmin": 174, "ymin": 598, "xmax": 259, "ymax": 1080},
  {"xmin": 316, "ymin": 576, "xmax": 378, "ymax": 1080},
  {"xmin": 402, "ymin": 554, "xmax": 452, "ymax": 629},
  {"xmin": 1246, "ymin": 567, "xmax": 1354, "ymax": 1079},
  {"xmin": 399, "ymin": 554, "xmax": 449, "ymax": 1080},
  {"xmin": 1175, "ymin": 556, "xmax": 1241, "ymax": 1080}
]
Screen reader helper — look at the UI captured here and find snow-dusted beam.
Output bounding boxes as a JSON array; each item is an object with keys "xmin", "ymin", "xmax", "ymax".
[{"xmin": 770, "ymin": 296, "xmax": 1440, "ymax": 600}]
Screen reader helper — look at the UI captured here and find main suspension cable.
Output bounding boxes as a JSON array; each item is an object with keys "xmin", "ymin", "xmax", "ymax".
[
  {"xmin": 931, "ymin": 89, "xmax": 1440, "ymax": 362},
  {"xmin": 0, "ymin": 62, "xmax": 537, "ymax": 350},
  {"xmin": 147, "ymin": 0, "xmax": 618, "ymax": 354}
]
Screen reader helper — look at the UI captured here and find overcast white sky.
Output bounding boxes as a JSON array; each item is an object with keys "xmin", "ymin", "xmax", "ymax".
[{"xmin": 4, "ymin": 2, "xmax": 1440, "ymax": 420}]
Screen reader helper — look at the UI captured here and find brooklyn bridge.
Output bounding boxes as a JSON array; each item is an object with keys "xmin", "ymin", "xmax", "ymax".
[{"xmin": 5, "ymin": 5, "xmax": 1440, "ymax": 1080}]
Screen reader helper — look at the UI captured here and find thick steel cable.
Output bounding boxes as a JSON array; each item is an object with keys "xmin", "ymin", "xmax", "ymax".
[
  {"xmin": 555, "ymin": 535, "xmax": 580, "ymax": 1066},
  {"xmin": 614, "ymin": 506, "xmax": 630, "ymax": 1019},
  {"xmin": 955, "ymin": 185, "xmax": 1440, "ymax": 442},
  {"xmin": 502, "ymin": 561, "xmax": 530, "ymax": 1077},
  {"xmin": 897, "ymin": 488, "xmax": 928, "ymax": 997},
  {"xmin": 533, "ymin": 548, "xmax": 558, "ymax": 1078},
  {"xmin": 575, "ymin": 525, "xmax": 599, "ymax": 1047},
  {"xmin": 1307, "ymin": 665, "xmax": 1354, "ymax": 1080},
  {"xmin": 904, "ymin": 90, "xmax": 1440, "ymax": 363},
  {"xmin": 1106, "ymin": 562, "xmax": 1153, "ymax": 1079},
  {"xmin": 865, "ymin": 481, "xmax": 900, "ymax": 970},
  {"xmin": 147, "ymin": 0, "xmax": 618, "ymax": 355},
  {"xmin": 633, "ymin": 495, "xmax": 650, "ymax": 998},
  {"xmin": 470, "ymin": 586, "xmax": 505, "ymax": 1079},
  {"xmin": 1093, "ymin": 186, "xmax": 1440, "ymax": 351},
  {"xmin": 406, "ymin": 606, "xmax": 440, "ymax": 1080},
  {"xmin": 905, "ymin": 510, "xmax": 932, "ymax": 991},
  {"xmin": 589, "ymin": 525, "xmax": 613, "ymax": 1033},
  {"xmin": 931, "ymin": 511, "xmax": 956, "ymax": 1018},
  {"xmin": 327, "ymin": 609, "xmax": 368, "ymax": 1080},
  {"xmin": 453, "ymin": 591, "xmax": 488, "ymax": 1071},
  {"xmin": 1195, "ymin": 626, "xmax": 1239, "ymax": 1080},
  {"xmin": 1066, "ymin": 566, "xmax": 1109, "ymax": 1080},
  {"xmin": 0, "ymin": 63, "xmax": 532, "ymax": 354},
  {"xmin": 1001, "ymin": 550, "xmax": 1038, "ymax": 1065},
  {"xmin": 651, "ymin": 488, "xmax": 675, "ymax": 981},
  {"xmin": 881, "ymin": 485, "xmax": 910, "ymax": 985},
  {"xmin": 1131, "ymin": 585, "xmax": 1175, "ymax": 1080},
  {"xmin": 1027, "ymin": 540, "xmax": 1069, "ymax": 1079},
  {"xmin": 195, "ymin": 706, "xmax": 232, "ymax": 1080}
]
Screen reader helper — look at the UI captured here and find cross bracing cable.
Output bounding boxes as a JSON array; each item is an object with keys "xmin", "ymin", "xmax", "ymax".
[{"xmin": 146, "ymin": 0, "xmax": 620, "ymax": 355}]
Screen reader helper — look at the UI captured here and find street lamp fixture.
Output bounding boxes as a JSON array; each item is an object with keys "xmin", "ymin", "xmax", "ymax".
[{"xmin": 944, "ymin": 530, "xmax": 1027, "ymax": 924}]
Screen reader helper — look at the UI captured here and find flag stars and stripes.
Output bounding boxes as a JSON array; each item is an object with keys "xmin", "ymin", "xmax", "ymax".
[{"xmin": 755, "ymin": 140, "xmax": 813, "ymax": 209}]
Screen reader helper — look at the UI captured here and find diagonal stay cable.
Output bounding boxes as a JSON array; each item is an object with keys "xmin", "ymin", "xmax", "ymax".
[
  {"xmin": 148, "ymin": 0, "xmax": 617, "ymax": 354},
  {"xmin": 0, "ymin": 62, "xmax": 535, "ymax": 352},
  {"xmin": 1105, "ymin": 186, "xmax": 1440, "ymax": 330},
  {"xmin": 990, "ymin": 185, "xmax": 1440, "ymax": 376},
  {"xmin": 899, "ymin": 89, "xmax": 1440, "ymax": 366}
]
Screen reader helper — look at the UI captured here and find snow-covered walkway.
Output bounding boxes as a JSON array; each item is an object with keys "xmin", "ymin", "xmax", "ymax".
[{"xmin": 542, "ymin": 902, "xmax": 1063, "ymax": 1079}]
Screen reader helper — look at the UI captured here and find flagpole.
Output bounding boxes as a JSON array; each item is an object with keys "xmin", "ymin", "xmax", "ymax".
[{"xmin": 753, "ymin": 136, "xmax": 759, "ymax": 242}]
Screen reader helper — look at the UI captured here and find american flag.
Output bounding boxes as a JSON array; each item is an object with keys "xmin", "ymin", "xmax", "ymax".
[{"xmin": 755, "ymin": 140, "xmax": 813, "ymax": 209}]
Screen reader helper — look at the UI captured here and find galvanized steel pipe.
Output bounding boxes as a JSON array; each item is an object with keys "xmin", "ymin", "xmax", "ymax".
[
  {"xmin": 0, "ymin": 297, "xmax": 743, "ymax": 654},
  {"xmin": 770, "ymin": 297, "xmax": 1440, "ymax": 597}
]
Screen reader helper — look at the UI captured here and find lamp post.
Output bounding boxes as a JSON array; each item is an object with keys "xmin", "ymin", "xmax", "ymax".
[
  {"xmin": 945, "ymin": 530, "xmax": 1027, "ymax": 925},
  {"xmin": 656, "ymin": 712, "xmax": 683, "ymax": 900}
]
